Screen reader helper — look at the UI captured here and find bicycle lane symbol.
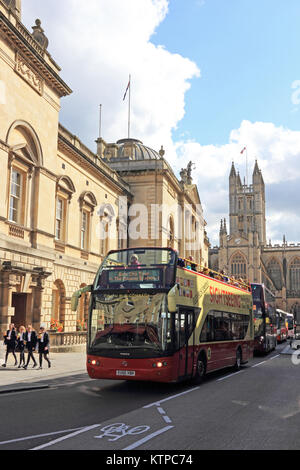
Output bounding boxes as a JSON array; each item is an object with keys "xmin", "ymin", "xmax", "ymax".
[{"xmin": 94, "ymin": 423, "xmax": 150, "ymax": 442}]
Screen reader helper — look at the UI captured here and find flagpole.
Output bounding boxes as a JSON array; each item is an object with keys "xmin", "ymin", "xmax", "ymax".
[
  {"xmin": 128, "ymin": 74, "xmax": 131, "ymax": 139},
  {"xmin": 246, "ymin": 147, "xmax": 248, "ymax": 186},
  {"xmin": 99, "ymin": 104, "xmax": 102, "ymax": 138}
]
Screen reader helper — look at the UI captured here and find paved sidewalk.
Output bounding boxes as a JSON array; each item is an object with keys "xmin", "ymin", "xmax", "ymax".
[{"xmin": 0, "ymin": 343, "xmax": 87, "ymax": 392}]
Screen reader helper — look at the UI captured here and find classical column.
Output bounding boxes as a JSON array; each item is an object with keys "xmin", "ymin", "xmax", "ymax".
[
  {"xmin": 0, "ymin": 268, "xmax": 14, "ymax": 332},
  {"xmin": 31, "ymin": 269, "xmax": 51, "ymax": 331}
]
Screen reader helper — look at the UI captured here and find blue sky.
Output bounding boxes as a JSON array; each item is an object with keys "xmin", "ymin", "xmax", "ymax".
[
  {"xmin": 22, "ymin": 0, "xmax": 300, "ymax": 246},
  {"xmin": 152, "ymin": 0, "xmax": 300, "ymax": 145}
]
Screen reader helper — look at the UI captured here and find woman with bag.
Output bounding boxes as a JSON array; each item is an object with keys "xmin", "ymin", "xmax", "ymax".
[
  {"xmin": 37, "ymin": 326, "xmax": 51, "ymax": 369},
  {"xmin": 16, "ymin": 325, "xmax": 26, "ymax": 368},
  {"xmin": 2, "ymin": 323, "xmax": 17, "ymax": 367}
]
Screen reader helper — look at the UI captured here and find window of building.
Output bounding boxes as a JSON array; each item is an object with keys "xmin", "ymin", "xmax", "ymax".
[
  {"xmin": 55, "ymin": 198, "xmax": 65, "ymax": 241},
  {"xmin": 231, "ymin": 253, "xmax": 247, "ymax": 279},
  {"xmin": 9, "ymin": 168, "xmax": 23, "ymax": 224},
  {"xmin": 290, "ymin": 258, "xmax": 300, "ymax": 291},
  {"xmin": 267, "ymin": 258, "xmax": 282, "ymax": 290},
  {"xmin": 81, "ymin": 210, "xmax": 90, "ymax": 251},
  {"xmin": 79, "ymin": 191, "xmax": 97, "ymax": 253}
]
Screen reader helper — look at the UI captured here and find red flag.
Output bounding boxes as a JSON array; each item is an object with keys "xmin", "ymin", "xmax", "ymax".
[{"xmin": 240, "ymin": 147, "xmax": 246, "ymax": 154}]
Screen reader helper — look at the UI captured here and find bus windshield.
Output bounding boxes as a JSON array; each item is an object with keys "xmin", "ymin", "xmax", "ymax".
[
  {"xmin": 89, "ymin": 292, "xmax": 173, "ymax": 358},
  {"xmin": 94, "ymin": 248, "xmax": 177, "ymax": 292}
]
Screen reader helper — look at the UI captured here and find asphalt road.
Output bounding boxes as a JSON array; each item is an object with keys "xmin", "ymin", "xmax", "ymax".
[{"xmin": 0, "ymin": 343, "xmax": 299, "ymax": 451}]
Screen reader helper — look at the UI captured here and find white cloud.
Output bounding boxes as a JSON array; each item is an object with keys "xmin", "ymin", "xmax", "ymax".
[
  {"xmin": 21, "ymin": 2, "xmax": 300, "ymax": 249},
  {"xmin": 23, "ymin": 0, "xmax": 199, "ymax": 152}
]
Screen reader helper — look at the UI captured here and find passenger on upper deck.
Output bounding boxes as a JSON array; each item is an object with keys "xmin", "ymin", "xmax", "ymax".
[
  {"xmin": 201, "ymin": 267, "xmax": 210, "ymax": 277},
  {"xmin": 129, "ymin": 254, "xmax": 140, "ymax": 267},
  {"xmin": 186, "ymin": 256, "xmax": 197, "ymax": 272}
]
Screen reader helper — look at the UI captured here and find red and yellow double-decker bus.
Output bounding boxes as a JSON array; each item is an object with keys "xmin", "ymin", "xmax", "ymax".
[{"xmin": 72, "ymin": 248, "xmax": 254, "ymax": 383}]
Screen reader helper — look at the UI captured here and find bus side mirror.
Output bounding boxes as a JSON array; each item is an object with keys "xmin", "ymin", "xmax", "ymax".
[
  {"xmin": 71, "ymin": 285, "xmax": 92, "ymax": 312},
  {"xmin": 167, "ymin": 284, "xmax": 179, "ymax": 313}
]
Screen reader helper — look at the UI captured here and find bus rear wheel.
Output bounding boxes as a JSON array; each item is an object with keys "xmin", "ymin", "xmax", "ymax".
[{"xmin": 193, "ymin": 354, "xmax": 206, "ymax": 384}]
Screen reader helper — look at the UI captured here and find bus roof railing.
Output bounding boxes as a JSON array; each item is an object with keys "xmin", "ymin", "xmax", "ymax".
[{"xmin": 177, "ymin": 255, "xmax": 251, "ymax": 292}]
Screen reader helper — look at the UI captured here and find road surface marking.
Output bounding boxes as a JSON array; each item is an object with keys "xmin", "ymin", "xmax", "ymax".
[
  {"xmin": 30, "ymin": 424, "xmax": 101, "ymax": 450},
  {"xmin": 123, "ymin": 425, "xmax": 174, "ymax": 450},
  {"xmin": 143, "ymin": 386, "xmax": 200, "ymax": 409},
  {"xmin": 94, "ymin": 423, "xmax": 150, "ymax": 442},
  {"xmin": 251, "ymin": 360, "xmax": 267, "ymax": 368},
  {"xmin": 156, "ymin": 407, "xmax": 172, "ymax": 424},
  {"xmin": 269, "ymin": 354, "xmax": 280, "ymax": 360},
  {"xmin": 0, "ymin": 427, "xmax": 84, "ymax": 446},
  {"xmin": 217, "ymin": 370, "xmax": 243, "ymax": 381}
]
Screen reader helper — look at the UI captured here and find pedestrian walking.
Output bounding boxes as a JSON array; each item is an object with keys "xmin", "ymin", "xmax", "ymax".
[
  {"xmin": 23, "ymin": 325, "xmax": 37, "ymax": 369},
  {"xmin": 2, "ymin": 323, "xmax": 17, "ymax": 367},
  {"xmin": 37, "ymin": 326, "xmax": 51, "ymax": 369},
  {"xmin": 16, "ymin": 325, "xmax": 26, "ymax": 368}
]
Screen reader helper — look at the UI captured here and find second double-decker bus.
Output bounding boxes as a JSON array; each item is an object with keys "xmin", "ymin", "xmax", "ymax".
[
  {"xmin": 72, "ymin": 247, "xmax": 254, "ymax": 383},
  {"xmin": 250, "ymin": 283, "xmax": 277, "ymax": 354}
]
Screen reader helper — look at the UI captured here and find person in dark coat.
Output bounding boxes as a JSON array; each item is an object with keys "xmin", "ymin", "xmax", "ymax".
[
  {"xmin": 23, "ymin": 325, "xmax": 37, "ymax": 369},
  {"xmin": 37, "ymin": 326, "xmax": 51, "ymax": 369},
  {"xmin": 2, "ymin": 323, "xmax": 17, "ymax": 367},
  {"xmin": 16, "ymin": 325, "xmax": 26, "ymax": 368}
]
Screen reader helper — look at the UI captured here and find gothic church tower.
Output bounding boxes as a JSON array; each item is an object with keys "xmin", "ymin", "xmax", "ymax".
[{"xmin": 218, "ymin": 161, "xmax": 266, "ymax": 283}]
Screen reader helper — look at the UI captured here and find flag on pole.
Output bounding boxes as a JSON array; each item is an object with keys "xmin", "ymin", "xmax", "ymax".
[
  {"xmin": 123, "ymin": 78, "xmax": 130, "ymax": 101},
  {"xmin": 240, "ymin": 147, "xmax": 246, "ymax": 154}
]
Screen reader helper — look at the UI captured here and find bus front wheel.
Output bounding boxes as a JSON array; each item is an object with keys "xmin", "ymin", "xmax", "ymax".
[{"xmin": 193, "ymin": 354, "xmax": 206, "ymax": 384}]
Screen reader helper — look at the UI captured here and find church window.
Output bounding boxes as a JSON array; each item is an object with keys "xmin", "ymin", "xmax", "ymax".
[
  {"xmin": 290, "ymin": 258, "xmax": 300, "ymax": 291},
  {"xmin": 231, "ymin": 253, "xmax": 247, "ymax": 279},
  {"xmin": 267, "ymin": 258, "xmax": 282, "ymax": 290}
]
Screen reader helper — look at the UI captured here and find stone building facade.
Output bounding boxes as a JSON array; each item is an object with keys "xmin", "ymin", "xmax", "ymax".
[
  {"xmin": 0, "ymin": 0, "xmax": 208, "ymax": 333},
  {"xmin": 210, "ymin": 161, "xmax": 300, "ymax": 322}
]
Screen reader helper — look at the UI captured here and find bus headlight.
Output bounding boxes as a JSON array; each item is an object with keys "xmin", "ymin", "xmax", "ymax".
[
  {"xmin": 152, "ymin": 361, "xmax": 167, "ymax": 368},
  {"xmin": 91, "ymin": 360, "xmax": 100, "ymax": 366}
]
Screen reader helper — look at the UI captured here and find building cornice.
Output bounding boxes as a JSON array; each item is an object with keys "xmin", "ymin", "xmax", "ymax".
[{"xmin": 0, "ymin": 11, "xmax": 72, "ymax": 97}]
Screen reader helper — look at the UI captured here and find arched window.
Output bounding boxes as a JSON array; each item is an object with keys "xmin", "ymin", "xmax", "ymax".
[
  {"xmin": 55, "ymin": 176, "xmax": 75, "ymax": 244},
  {"xmin": 79, "ymin": 192, "xmax": 97, "ymax": 252},
  {"xmin": 231, "ymin": 252, "xmax": 247, "ymax": 279},
  {"xmin": 267, "ymin": 258, "xmax": 282, "ymax": 290},
  {"xmin": 290, "ymin": 258, "xmax": 300, "ymax": 291},
  {"xmin": 6, "ymin": 121, "xmax": 43, "ymax": 239}
]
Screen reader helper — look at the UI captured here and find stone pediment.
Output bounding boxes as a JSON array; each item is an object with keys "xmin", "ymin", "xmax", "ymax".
[{"xmin": 183, "ymin": 183, "xmax": 201, "ymax": 206}]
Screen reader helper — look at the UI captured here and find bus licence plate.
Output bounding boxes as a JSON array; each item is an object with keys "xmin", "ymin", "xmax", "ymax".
[{"xmin": 116, "ymin": 370, "xmax": 136, "ymax": 377}]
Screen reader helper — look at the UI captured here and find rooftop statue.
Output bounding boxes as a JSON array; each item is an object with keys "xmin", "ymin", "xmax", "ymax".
[{"xmin": 31, "ymin": 19, "xmax": 49, "ymax": 50}]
